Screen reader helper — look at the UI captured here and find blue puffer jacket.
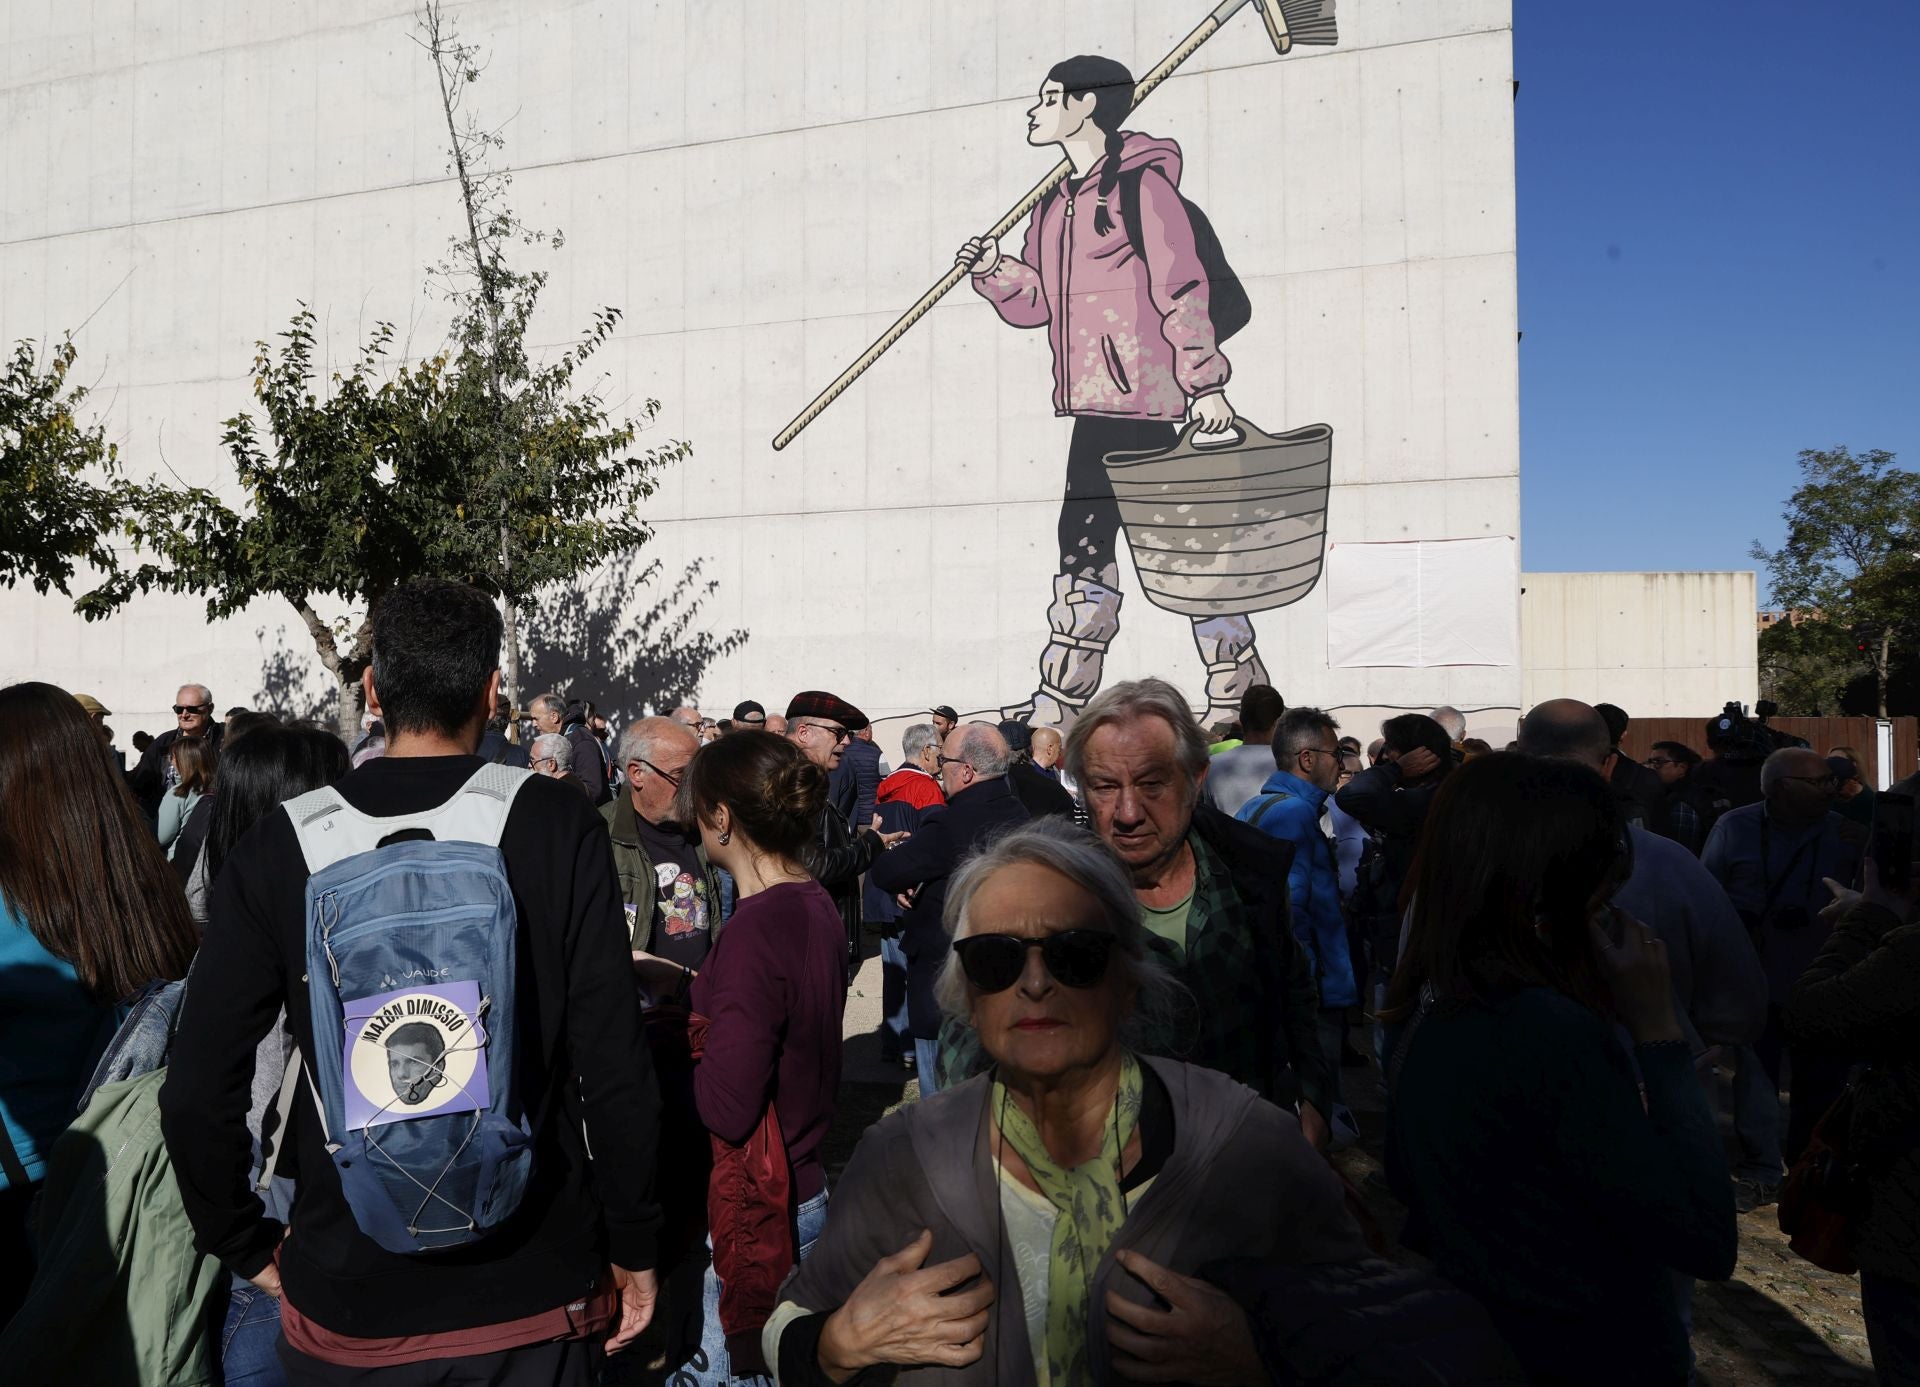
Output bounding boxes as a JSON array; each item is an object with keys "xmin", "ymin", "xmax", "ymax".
[{"xmin": 1238, "ymin": 771, "xmax": 1357, "ymax": 1009}]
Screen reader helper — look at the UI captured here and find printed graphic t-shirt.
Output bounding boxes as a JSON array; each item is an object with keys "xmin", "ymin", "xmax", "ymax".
[{"xmin": 630, "ymin": 814, "xmax": 713, "ymax": 972}]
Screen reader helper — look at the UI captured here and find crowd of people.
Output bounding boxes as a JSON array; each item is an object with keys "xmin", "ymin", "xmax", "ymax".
[{"xmin": 1, "ymin": 579, "xmax": 1917, "ymax": 1386}]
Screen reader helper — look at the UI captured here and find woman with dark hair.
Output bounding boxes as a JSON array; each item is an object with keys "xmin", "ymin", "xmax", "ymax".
[
  {"xmin": 1384, "ymin": 754, "xmax": 1736, "ymax": 1386},
  {"xmin": 159, "ymin": 734, "xmax": 217, "ymax": 859},
  {"xmin": 185, "ymin": 719, "xmax": 348, "ymax": 1385},
  {"xmin": 675, "ymin": 730, "xmax": 847, "ymax": 1383},
  {"xmin": 957, "ymin": 55, "xmax": 1260, "ymax": 728},
  {"xmin": 0, "ymin": 682, "xmax": 199, "ymax": 1319}
]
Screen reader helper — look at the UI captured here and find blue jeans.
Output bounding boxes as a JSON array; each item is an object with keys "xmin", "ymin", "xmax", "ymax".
[
  {"xmin": 1730, "ymin": 1041, "xmax": 1785, "ymax": 1182},
  {"xmin": 879, "ymin": 937, "xmax": 909, "ymax": 1047},
  {"xmin": 220, "ymin": 1278, "xmax": 286, "ymax": 1385},
  {"xmin": 688, "ymin": 1188, "xmax": 829, "ymax": 1385},
  {"xmin": 915, "ymin": 1038, "xmax": 943, "ymax": 1095}
]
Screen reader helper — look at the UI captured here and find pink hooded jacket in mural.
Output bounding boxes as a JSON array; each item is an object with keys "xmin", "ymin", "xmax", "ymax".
[{"xmin": 971, "ymin": 131, "xmax": 1230, "ymax": 421}]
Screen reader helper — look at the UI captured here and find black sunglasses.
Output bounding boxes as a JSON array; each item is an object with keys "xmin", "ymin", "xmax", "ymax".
[
  {"xmin": 173, "ymin": 703, "xmax": 211, "ymax": 715},
  {"xmin": 952, "ymin": 930, "xmax": 1117, "ymax": 993}
]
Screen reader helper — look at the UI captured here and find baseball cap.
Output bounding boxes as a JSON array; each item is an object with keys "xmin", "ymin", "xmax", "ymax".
[
  {"xmin": 929, "ymin": 704, "xmax": 959, "ymax": 722},
  {"xmin": 732, "ymin": 700, "xmax": 767, "ymax": 725},
  {"xmin": 786, "ymin": 690, "xmax": 869, "ymax": 732},
  {"xmin": 996, "ymin": 719, "xmax": 1033, "ymax": 755},
  {"xmin": 73, "ymin": 693, "xmax": 112, "ymax": 717}
]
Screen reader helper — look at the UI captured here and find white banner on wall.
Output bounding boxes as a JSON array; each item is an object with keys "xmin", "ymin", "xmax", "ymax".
[{"xmin": 1325, "ymin": 537, "xmax": 1519, "ymax": 668}]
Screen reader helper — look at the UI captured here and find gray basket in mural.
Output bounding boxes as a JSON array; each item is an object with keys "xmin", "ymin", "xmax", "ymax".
[{"xmin": 1104, "ymin": 417, "xmax": 1333, "ymax": 618}]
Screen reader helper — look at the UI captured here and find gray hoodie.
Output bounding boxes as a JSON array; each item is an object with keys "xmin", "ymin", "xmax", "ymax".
[{"xmin": 769, "ymin": 1056, "xmax": 1366, "ymax": 1383}]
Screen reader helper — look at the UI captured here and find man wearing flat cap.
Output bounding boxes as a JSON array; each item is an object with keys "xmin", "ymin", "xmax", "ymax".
[{"xmin": 786, "ymin": 691, "xmax": 907, "ymax": 977}]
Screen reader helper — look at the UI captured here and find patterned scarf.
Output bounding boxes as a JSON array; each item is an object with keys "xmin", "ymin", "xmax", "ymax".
[{"xmin": 991, "ymin": 1053, "xmax": 1144, "ymax": 1386}]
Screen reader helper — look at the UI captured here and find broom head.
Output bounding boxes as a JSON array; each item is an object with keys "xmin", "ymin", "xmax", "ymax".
[{"xmin": 1264, "ymin": 0, "xmax": 1338, "ymax": 51}]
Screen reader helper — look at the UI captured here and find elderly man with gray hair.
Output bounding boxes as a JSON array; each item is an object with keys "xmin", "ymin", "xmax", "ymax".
[
  {"xmin": 1702, "ymin": 741, "xmax": 1865, "ymax": 1210},
  {"xmin": 529, "ymin": 733, "xmax": 574, "ymax": 780},
  {"xmin": 870, "ymin": 723, "xmax": 1030, "ymax": 1091},
  {"xmin": 1061, "ymin": 677, "xmax": 1331, "ymax": 1147},
  {"xmin": 602, "ymin": 715, "xmax": 720, "ymax": 992}
]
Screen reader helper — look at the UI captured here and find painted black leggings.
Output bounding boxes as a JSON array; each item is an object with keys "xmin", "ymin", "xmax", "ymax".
[{"xmin": 1058, "ymin": 415, "xmax": 1179, "ymax": 579}]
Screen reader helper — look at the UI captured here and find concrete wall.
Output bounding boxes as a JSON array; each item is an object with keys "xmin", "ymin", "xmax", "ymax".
[
  {"xmin": 1, "ymin": 0, "xmax": 1521, "ymax": 741},
  {"xmin": 1521, "ymin": 571, "xmax": 1759, "ymax": 718}
]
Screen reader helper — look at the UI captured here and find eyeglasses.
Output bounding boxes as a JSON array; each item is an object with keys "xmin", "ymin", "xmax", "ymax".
[
  {"xmin": 951, "ymin": 930, "xmax": 1117, "ymax": 993},
  {"xmin": 1644, "ymin": 757, "xmax": 1678, "ymax": 769},
  {"xmin": 636, "ymin": 757, "xmax": 685, "ymax": 787},
  {"xmin": 1779, "ymin": 774, "xmax": 1838, "ymax": 788},
  {"xmin": 936, "ymin": 754, "xmax": 970, "ymax": 769},
  {"xmin": 800, "ymin": 721, "xmax": 850, "ymax": 744},
  {"xmin": 172, "ymin": 703, "xmax": 211, "ymax": 715}
]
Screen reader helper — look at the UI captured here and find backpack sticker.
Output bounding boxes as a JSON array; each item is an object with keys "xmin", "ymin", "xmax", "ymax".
[{"xmin": 342, "ymin": 980, "xmax": 490, "ymax": 1131}]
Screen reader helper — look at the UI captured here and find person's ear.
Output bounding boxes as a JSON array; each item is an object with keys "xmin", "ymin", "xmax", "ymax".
[
  {"xmin": 363, "ymin": 667, "xmax": 383, "ymax": 721},
  {"xmin": 1602, "ymin": 748, "xmax": 1619, "ymax": 780},
  {"xmin": 481, "ymin": 669, "xmax": 502, "ymax": 725}
]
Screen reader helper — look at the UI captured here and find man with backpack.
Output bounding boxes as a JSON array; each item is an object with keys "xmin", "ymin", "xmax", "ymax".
[{"xmin": 161, "ymin": 580, "xmax": 663, "ymax": 1385}]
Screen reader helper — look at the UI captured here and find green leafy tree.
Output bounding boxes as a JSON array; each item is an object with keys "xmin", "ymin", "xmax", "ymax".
[
  {"xmin": 1752, "ymin": 447, "xmax": 1920, "ymax": 718},
  {"xmin": 87, "ymin": 5, "xmax": 686, "ymax": 737},
  {"xmin": 0, "ymin": 338, "xmax": 125, "ymax": 600},
  {"xmin": 1757, "ymin": 615, "xmax": 1864, "ymax": 716}
]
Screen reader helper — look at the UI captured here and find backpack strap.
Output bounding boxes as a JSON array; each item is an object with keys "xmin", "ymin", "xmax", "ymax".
[{"xmin": 286, "ymin": 764, "xmax": 536, "ymax": 875}]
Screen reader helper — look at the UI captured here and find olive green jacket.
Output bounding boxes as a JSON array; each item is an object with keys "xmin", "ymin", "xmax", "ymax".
[{"xmin": 600, "ymin": 792, "xmax": 726, "ymax": 950}]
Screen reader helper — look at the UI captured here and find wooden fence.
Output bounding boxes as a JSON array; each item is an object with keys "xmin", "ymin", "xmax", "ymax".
[{"xmin": 1617, "ymin": 716, "xmax": 1919, "ymax": 789}]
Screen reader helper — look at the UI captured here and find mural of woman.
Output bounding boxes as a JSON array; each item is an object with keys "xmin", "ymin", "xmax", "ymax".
[{"xmin": 957, "ymin": 54, "xmax": 1268, "ymax": 729}]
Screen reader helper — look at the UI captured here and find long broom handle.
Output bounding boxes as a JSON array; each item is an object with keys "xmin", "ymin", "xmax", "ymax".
[{"xmin": 771, "ymin": 0, "xmax": 1257, "ymax": 450}]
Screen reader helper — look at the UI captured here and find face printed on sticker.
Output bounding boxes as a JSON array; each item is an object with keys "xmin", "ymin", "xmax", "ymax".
[{"xmin": 385, "ymin": 1022, "xmax": 449, "ymax": 1106}]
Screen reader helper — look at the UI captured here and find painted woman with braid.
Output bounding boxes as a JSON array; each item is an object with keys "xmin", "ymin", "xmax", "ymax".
[{"xmin": 957, "ymin": 55, "xmax": 1262, "ymax": 730}]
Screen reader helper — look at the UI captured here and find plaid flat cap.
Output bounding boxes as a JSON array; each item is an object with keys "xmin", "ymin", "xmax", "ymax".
[{"xmin": 786, "ymin": 690, "xmax": 868, "ymax": 732}]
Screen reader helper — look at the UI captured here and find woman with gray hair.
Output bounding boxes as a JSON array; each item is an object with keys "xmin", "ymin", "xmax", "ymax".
[{"xmin": 761, "ymin": 817, "xmax": 1367, "ymax": 1384}]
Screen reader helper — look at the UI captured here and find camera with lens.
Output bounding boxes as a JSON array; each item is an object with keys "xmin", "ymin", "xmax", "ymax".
[{"xmin": 1705, "ymin": 701, "xmax": 1808, "ymax": 761}]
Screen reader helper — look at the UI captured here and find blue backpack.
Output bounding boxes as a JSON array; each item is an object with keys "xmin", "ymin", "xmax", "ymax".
[{"xmin": 284, "ymin": 764, "xmax": 536, "ymax": 1254}]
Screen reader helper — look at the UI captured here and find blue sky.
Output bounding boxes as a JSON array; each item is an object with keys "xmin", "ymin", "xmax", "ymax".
[{"xmin": 1515, "ymin": 1, "xmax": 1919, "ymax": 596}]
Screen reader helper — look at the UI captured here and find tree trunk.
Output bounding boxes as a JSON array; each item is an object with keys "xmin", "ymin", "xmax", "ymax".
[
  {"xmin": 337, "ymin": 673, "xmax": 366, "ymax": 743},
  {"xmin": 500, "ymin": 581, "xmax": 522, "ymax": 737},
  {"xmin": 1879, "ymin": 630, "xmax": 1892, "ymax": 719}
]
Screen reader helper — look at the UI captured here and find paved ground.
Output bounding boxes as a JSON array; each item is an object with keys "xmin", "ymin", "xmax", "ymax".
[{"xmin": 830, "ymin": 950, "xmax": 1878, "ymax": 1384}]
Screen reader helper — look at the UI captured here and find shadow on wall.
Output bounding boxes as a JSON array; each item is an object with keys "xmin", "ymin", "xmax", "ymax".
[
  {"xmin": 254, "ymin": 625, "xmax": 340, "ymax": 725},
  {"xmin": 520, "ymin": 553, "xmax": 748, "ymax": 725}
]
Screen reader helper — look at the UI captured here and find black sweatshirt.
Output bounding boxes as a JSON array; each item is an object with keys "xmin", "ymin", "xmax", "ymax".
[{"xmin": 159, "ymin": 755, "xmax": 663, "ymax": 1338}]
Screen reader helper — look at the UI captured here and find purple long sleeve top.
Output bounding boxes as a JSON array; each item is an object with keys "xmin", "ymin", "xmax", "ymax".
[{"xmin": 690, "ymin": 880, "xmax": 846, "ymax": 1201}]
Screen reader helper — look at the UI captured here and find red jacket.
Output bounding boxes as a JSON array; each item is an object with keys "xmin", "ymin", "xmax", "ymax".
[{"xmin": 876, "ymin": 766, "xmax": 945, "ymax": 813}]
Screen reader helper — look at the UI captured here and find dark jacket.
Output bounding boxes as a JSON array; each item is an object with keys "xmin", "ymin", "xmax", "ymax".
[
  {"xmin": 1335, "ymin": 761, "xmax": 1443, "ymax": 968},
  {"xmin": 801, "ymin": 802, "xmax": 885, "ymax": 976},
  {"xmin": 1786, "ymin": 900, "xmax": 1920, "ymax": 1284},
  {"xmin": 560, "ymin": 718, "xmax": 610, "ymax": 806},
  {"xmin": 1006, "ymin": 760, "xmax": 1075, "ymax": 820},
  {"xmin": 477, "ymin": 729, "xmax": 532, "ymax": 769},
  {"xmin": 1388, "ymin": 986, "xmax": 1736, "ymax": 1386},
  {"xmin": 828, "ymin": 739, "xmax": 882, "ymax": 834},
  {"xmin": 1184, "ymin": 803, "xmax": 1334, "ymax": 1118},
  {"xmin": 870, "ymin": 777, "xmax": 1031, "ymax": 1039},
  {"xmin": 1609, "ymin": 754, "xmax": 1669, "ymax": 836},
  {"xmin": 127, "ymin": 724, "xmax": 224, "ymax": 820}
]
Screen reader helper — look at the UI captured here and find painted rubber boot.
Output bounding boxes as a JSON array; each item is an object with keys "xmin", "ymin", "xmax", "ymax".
[
  {"xmin": 1004, "ymin": 574, "xmax": 1125, "ymax": 732},
  {"xmin": 1192, "ymin": 613, "xmax": 1269, "ymax": 727}
]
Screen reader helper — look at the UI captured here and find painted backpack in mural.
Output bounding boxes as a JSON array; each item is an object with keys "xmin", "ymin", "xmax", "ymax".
[
  {"xmin": 1116, "ymin": 166, "xmax": 1252, "ymax": 343},
  {"xmin": 285, "ymin": 763, "xmax": 538, "ymax": 1254}
]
